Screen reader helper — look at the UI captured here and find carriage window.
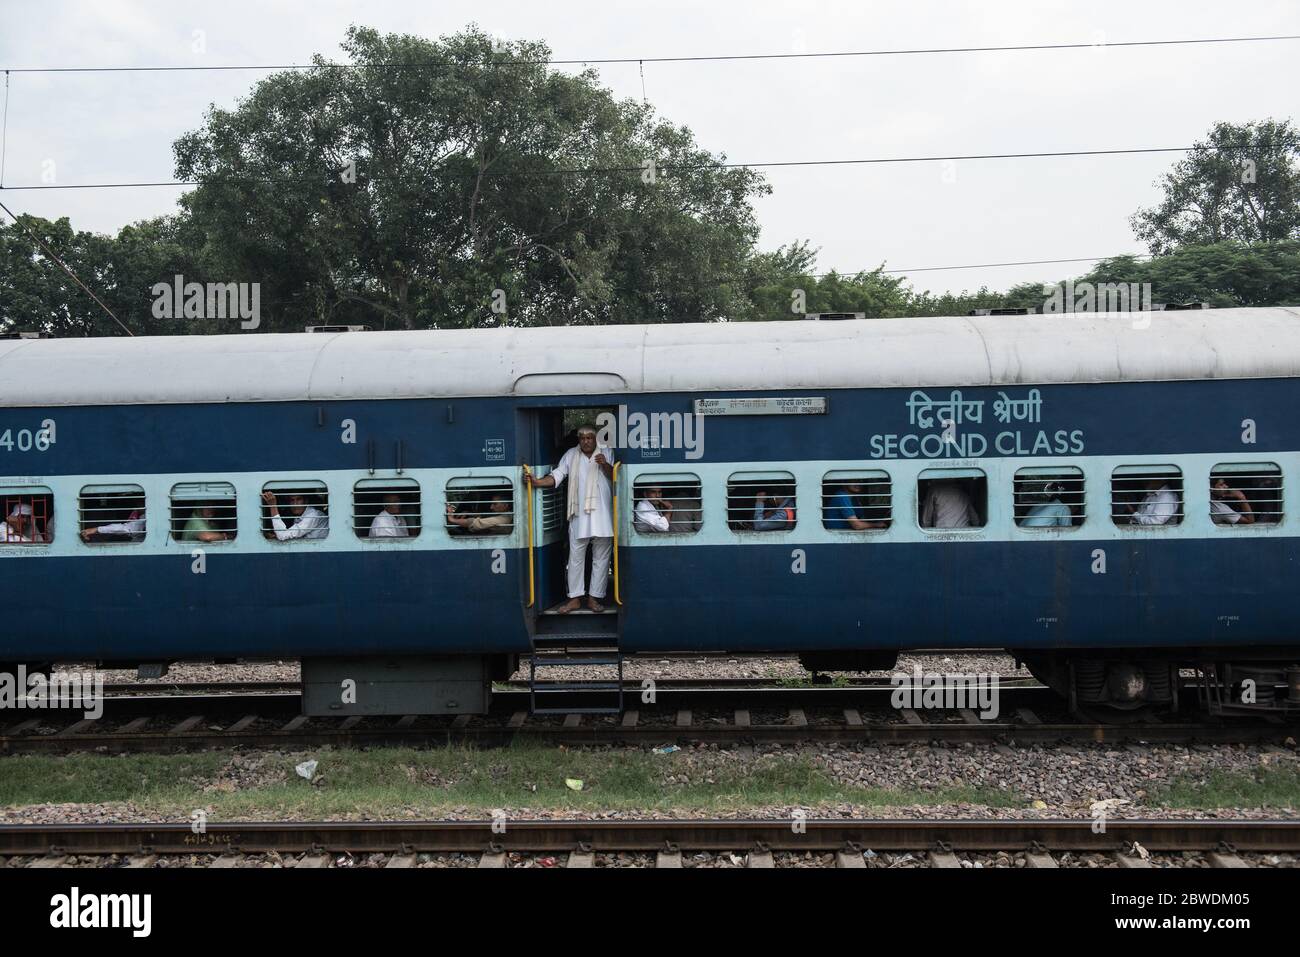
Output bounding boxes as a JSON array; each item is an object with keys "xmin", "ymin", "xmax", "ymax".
[
  {"xmin": 354, "ymin": 479, "xmax": 421, "ymax": 540},
  {"xmin": 917, "ymin": 468, "xmax": 986, "ymax": 529},
  {"xmin": 1, "ymin": 486, "xmax": 53, "ymax": 545},
  {"xmin": 1014, "ymin": 467, "xmax": 1085, "ymax": 529},
  {"xmin": 79, "ymin": 484, "xmax": 146, "ymax": 544},
  {"xmin": 261, "ymin": 480, "xmax": 329, "ymax": 541},
  {"xmin": 633, "ymin": 474, "xmax": 702, "ymax": 535},
  {"xmin": 822, "ymin": 470, "xmax": 891, "ymax": 531},
  {"xmin": 170, "ymin": 482, "xmax": 237, "ymax": 543},
  {"xmin": 445, "ymin": 477, "xmax": 514, "ymax": 536},
  {"xmin": 727, "ymin": 471, "xmax": 796, "ymax": 532},
  {"xmin": 1111, "ymin": 465, "xmax": 1183, "ymax": 527},
  {"xmin": 1209, "ymin": 463, "xmax": 1283, "ymax": 527}
]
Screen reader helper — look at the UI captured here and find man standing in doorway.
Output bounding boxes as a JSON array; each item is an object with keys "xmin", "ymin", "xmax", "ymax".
[{"xmin": 525, "ymin": 425, "xmax": 614, "ymax": 613}]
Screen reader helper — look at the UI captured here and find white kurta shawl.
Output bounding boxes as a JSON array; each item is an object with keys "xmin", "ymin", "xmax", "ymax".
[{"xmin": 551, "ymin": 445, "xmax": 614, "ymax": 539}]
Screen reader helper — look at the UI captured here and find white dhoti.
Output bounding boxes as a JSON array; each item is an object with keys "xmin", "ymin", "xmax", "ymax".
[{"xmin": 568, "ymin": 527, "xmax": 613, "ymax": 599}]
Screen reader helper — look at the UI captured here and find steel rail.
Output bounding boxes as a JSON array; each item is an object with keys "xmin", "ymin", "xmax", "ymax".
[
  {"xmin": 1, "ymin": 819, "xmax": 1298, "ymax": 856},
  {"xmin": 93, "ymin": 674, "xmax": 1037, "ymax": 696},
  {"xmin": 3, "ymin": 705, "xmax": 1295, "ymax": 754}
]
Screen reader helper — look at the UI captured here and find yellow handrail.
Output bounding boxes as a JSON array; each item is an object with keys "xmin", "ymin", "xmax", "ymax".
[
  {"xmin": 612, "ymin": 461, "xmax": 622, "ymax": 605},
  {"xmin": 523, "ymin": 464, "xmax": 535, "ymax": 608}
]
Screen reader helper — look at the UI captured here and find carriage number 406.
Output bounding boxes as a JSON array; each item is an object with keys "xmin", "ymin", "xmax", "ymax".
[{"xmin": 0, "ymin": 421, "xmax": 55, "ymax": 452}]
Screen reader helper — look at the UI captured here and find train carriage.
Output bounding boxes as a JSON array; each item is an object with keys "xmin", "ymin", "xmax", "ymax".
[{"xmin": 1, "ymin": 307, "xmax": 1297, "ymax": 719}]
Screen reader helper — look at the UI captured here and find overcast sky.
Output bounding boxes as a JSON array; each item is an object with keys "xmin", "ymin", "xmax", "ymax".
[{"xmin": 1, "ymin": 0, "xmax": 1297, "ymax": 296}]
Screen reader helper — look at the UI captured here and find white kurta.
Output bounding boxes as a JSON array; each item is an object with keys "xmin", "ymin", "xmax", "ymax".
[
  {"xmin": 92, "ymin": 513, "xmax": 146, "ymax": 539},
  {"xmin": 271, "ymin": 506, "xmax": 328, "ymax": 540},
  {"xmin": 1210, "ymin": 499, "xmax": 1243, "ymax": 524},
  {"xmin": 549, "ymin": 445, "xmax": 614, "ymax": 539},
  {"xmin": 634, "ymin": 498, "xmax": 670, "ymax": 532},
  {"xmin": 368, "ymin": 511, "xmax": 409, "ymax": 538},
  {"xmin": 1133, "ymin": 487, "xmax": 1178, "ymax": 525}
]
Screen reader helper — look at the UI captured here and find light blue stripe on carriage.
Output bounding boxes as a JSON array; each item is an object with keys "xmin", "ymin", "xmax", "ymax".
[
  {"xmin": 621, "ymin": 451, "xmax": 1298, "ymax": 547},
  {"xmin": 0, "ymin": 467, "xmax": 526, "ymax": 559},
  {"xmin": 0, "ymin": 450, "xmax": 1294, "ymax": 559}
]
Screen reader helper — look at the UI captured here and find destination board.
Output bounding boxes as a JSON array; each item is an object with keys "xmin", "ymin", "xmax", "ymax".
[{"xmin": 693, "ymin": 397, "xmax": 828, "ymax": 416}]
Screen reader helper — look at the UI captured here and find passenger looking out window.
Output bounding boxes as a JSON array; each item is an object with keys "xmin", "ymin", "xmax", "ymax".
[
  {"xmin": 753, "ymin": 488, "xmax": 795, "ymax": 531},
  {"xmin": 4, "ymin": 503, "xmax": 45, "ymax": 543},
  {"xmin": 445, "ymin": 492, "xmax": 514, "ymax": 534},
  {"xmin": 180, "ymin": 502, "xmax": 230, "ymax": 542},
  {"xmin": 824, "ymin": 480, "xmax": 887, "ymax": 530},
  {"xmin": 1210, "ymin": 479, "xmax": 1255, "ymax": 525},
  {"xmin": 369, "ymin": 494, "xmax": 412, "ymax": 538},
  {"xmin": 1020, "ymin": 482, "xmax": 1073, "ymax": 528},
  {"xmin": 262, "ymin": 490, "xmax": 327, "ymax": 540},
  {"xmin": 81, "ymin": 494, "xmax": 146, "ymax": 543},
  {"xmin": 1128, "ymin": 480, "xmax": 1179, "ymax": 526},
  {"xmin": 634, "ymin": 485, "xmax": 672, "ymax": 532}
]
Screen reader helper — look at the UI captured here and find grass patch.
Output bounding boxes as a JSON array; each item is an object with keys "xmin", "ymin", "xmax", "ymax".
[
  {"xmin": 0, "ymin": 745, "xmax": 1019, "ymax": 818},
  {"xmin": 1149, "ymin": 766, "xmax": 1300, "ymax": 810},
  {"xmin": 0, "ymin": 752, "xmax": 229, "ymax": 806}
]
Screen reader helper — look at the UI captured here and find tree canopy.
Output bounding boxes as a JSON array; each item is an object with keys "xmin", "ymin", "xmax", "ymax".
[
  {"xmin": 0, "ymin": 36, "xmax": 1297, "ymax": 339},
  {"xmin": 1130, "ymin": 119, "xmax": 1300, "ymax": 256},
  {"xmin": 172, "ymin": 25, "xmax": 768, "ymax": 331}
]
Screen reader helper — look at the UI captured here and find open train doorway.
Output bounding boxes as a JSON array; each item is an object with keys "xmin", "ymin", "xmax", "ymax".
[
  {"xmin": 520, "ymin": 404, "xmax": 618, "ymax": 614},
  {"xmin": 519, "ymin": 402, "xmax": 625, "ymax": 715}
]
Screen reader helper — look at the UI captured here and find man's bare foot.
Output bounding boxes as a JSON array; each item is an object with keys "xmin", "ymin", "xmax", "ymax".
[
  {"xmin": 585, "ymin": 596, "xmax": 605, "ymax": 613},
  {"xmin": 556, "ymin": 597, "xmax": 582, "ymax": 614}
]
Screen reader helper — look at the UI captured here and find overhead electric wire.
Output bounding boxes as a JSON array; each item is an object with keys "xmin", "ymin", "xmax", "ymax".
[
  {"xmin": 3, "ymin": 34, "xmax": 1297, "ymax": 73},
  {"xmin": 0, "ymin": 143, "xmax": 1251, "ymax": 192}
]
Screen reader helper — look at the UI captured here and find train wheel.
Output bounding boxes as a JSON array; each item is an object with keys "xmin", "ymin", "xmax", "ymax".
[{"xmin": 1020, "ymin": 654, "xmax": 1178, "ymax": 722}]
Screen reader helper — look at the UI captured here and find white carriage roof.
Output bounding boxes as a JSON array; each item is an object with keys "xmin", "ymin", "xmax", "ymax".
[{"xmin": 1, "ymin": 308, "xmax": 1298, "ymax": 408}]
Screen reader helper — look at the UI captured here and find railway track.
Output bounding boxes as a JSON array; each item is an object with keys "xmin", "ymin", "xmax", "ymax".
[
  {"xmin": 0, "ymin": 819, "xmax": 1296, "ymax": 868},
  {"xmin": 3, "ymin": 684, "xmax": 1297, "ymax": 751},
  {"xmin": 93, "ymin": 675, "xmax": 995, "ymax": 696}
]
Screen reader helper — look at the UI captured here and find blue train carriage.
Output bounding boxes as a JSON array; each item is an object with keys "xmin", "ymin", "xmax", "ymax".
[{"xmin": 0, "ymin": 306, "xmax": 1297, "ymax": 720}]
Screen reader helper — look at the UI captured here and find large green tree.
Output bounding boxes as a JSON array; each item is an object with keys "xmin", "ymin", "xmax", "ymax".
[
  {"xmin": 172, "ymin": 25, "xmax": 768, "ymax": 331},
  {"xmin": 1130, "ymin": 119, "xmax": 1300, "ymax": 255}
]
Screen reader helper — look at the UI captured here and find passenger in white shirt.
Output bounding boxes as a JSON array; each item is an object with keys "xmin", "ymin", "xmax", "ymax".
[
  {"xmin": 3, "ymin": 503, "xmax": 37, "ymax": 543},
  {"xmin": 1130, "ymin": 481, "xmax": 1180, "ymax": 525},
  {"xmin": 920, "ymin": 482, "xmax": 981, "ymax": 529},
  {"xmin": 524, "ymin": 425, "xmax": 614, "ymax": 613},
  {"xmin": 81, "ymin": 497, "xmax": 146, "ymax": 542},
  {"xmin": 261, "ymin": 490, "xmax": 328, "ymax": 540},
  {"xmin": 1210, "ymin": 479, "xmax": 1254, "ymax": 525},
  {"xmin": 634, "ymin": 486, "xmax": 672, "ymax": 532},
  {"xmin": 368, "ymin": 494, "xmax": 410, "ymax": 538}
]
